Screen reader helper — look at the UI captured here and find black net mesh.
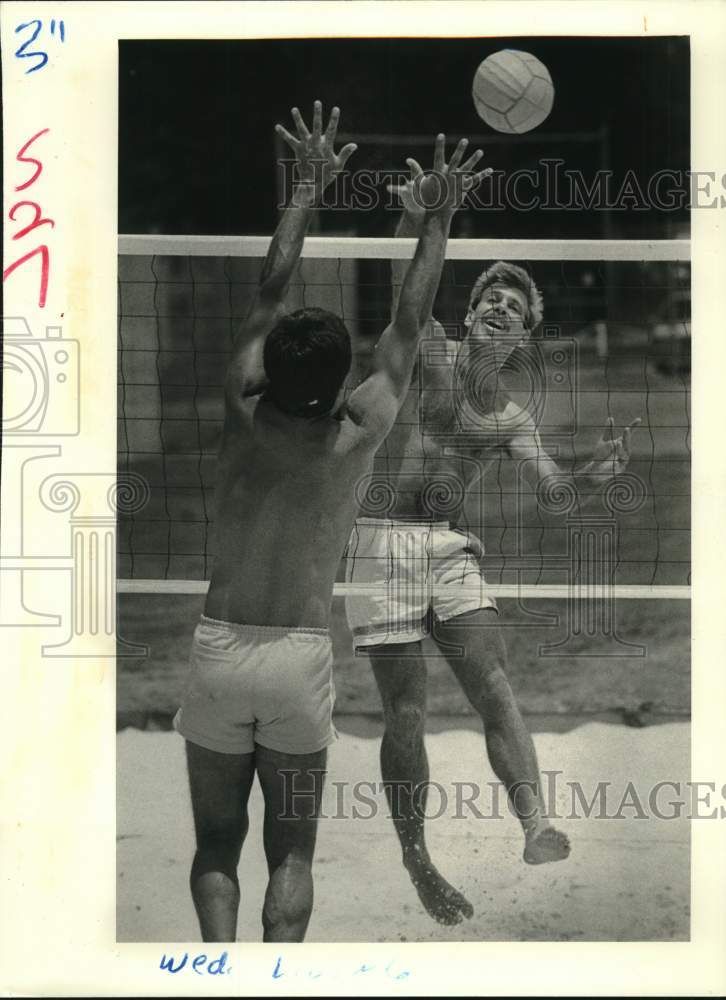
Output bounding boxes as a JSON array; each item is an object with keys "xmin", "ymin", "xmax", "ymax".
[{"xmin": 117, "ymin": 250, "xmax": 690, "ymax": 590}]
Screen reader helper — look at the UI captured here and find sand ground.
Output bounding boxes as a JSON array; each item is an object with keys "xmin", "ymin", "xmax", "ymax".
[{"xmin": 117, "ymin": 719, "xmax": 689, "ymax": 943}]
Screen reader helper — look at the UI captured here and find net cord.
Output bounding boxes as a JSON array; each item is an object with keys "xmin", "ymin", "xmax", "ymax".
[
  {"xmin": 117, "ymin": 580, "xmax": 690, "ymax": 599},
  {"xmin": 118, "ymin": 235, "xmax": 690, "ymax": 262}
]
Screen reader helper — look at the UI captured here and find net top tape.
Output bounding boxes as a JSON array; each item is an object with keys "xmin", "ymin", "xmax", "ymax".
[{"xmin": 118, "ymin": 235, "xmax": 691, "ymax": 262}]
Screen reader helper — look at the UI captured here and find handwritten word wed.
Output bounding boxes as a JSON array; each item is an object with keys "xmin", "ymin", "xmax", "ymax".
[{"xmin": 159, "ymin": 951, "xmax": 231, "ymax": 976}]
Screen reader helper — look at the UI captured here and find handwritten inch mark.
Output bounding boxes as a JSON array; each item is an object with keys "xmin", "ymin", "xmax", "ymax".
[{"xmin": 15, "ymin": 18, "xmax": 66, "ymax": 74}]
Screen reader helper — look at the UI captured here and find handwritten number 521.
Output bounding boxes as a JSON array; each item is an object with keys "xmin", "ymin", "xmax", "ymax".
[
  {"xmin": 15, "ymin": 19, "xmax": 66, "ymax": 74},
  {"xmin": 3, "ymin": 129, "xmax": 54, "ymax": 308}
]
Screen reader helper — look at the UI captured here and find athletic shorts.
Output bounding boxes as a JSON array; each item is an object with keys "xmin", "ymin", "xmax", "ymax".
[
  {"xmin": 344, "ymin": 518, "xmax": 498, "ymax": 649},
  {"xmin": 174, "ymin": 616, "xmax": 337, "ymax": 755}
]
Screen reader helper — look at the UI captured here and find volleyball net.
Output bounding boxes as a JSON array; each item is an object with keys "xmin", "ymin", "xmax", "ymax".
[{"xmin": 117, "ymin": 235, "xmax": 690, "ymax": 602}]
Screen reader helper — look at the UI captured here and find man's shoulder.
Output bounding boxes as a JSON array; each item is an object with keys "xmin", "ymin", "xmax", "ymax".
[
  {"xmin": 219, "ymin": 399, "xmax": 256, "ymax": 462},
  {"xmin": 339, "ymin": 375, "xmax": 405, "ymax": 453},
  {"xmin": 341, "ymin": 380, "xmax": 397, "ymax": 436}
]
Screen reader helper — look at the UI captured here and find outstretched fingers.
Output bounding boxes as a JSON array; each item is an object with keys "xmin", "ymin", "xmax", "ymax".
[
  {"xmin": 337, "ymin": 141, "xmax": 358, "ymax": 169},
  {"xmin": 591, "ymin": 416, "xmax": 642, "ymax": 469},
  {"xmin": 406, "ymin": 157, "xmax": 424, "ymax": 179},
  {"xmin": 621, "ymin": 419, "xmax": 641, "ymax": 455},
  {"xmin": 275, "ymin": 123, "xmax": 300, "ymax": 151},
  {"xmin": 604, "ymin": 416, "xmax": 641, "ymax": 456},
  {"xmin": 291, "ymin": 106, "xmax": 311, "ymax": 141},
  {"xmin": 460, "ymin": 148, "xmax": 484, "ymax": 173},
  {"xmin": 624, "ymin": 418, "xmax": 641, "ymax": 455},
  {"xmin": 325, "ymin": 105, "xmax": 340, "ymax": 145},
  {"xmin": 311, "ymin": 99, "xmax": 323, "ymax": 138},
  {"xmin": 463, "ymin": 166, "xmax": 492, "ymax": 191},
  {"xmin": 447, "ymin": 137, "xmax": 469, "ymax": 172},
  {"xmin": 433, "ymin": 133, "xmax": 446, "ymax": 173}
]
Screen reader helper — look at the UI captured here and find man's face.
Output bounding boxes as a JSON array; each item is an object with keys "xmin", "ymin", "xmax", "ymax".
[{"xmin": 467, "ymin": 282, "xmax": 530, "ymax": 365}]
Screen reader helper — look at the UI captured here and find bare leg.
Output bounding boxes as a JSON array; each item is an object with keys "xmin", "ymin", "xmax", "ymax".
[
  {"xmin": 369, "ymin": 643, "xmax": 473, "ymax": 924},
  {"xmin": 255, "ymin": 744, "xmax": 327, "ymax": 942},
  {"xmin": 435, "ymin": 610, "xmax": 570, "ymax": 864},
  {"xmin": 185, "ymin": 741, "xmax": 256, "ymax": 941}
]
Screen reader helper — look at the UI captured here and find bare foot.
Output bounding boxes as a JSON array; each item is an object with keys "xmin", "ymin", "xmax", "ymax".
[
  {"xmin": 405, "ymin": 854, "xmax": 474, "ymax": 925},
  {"xmin": 523, "ymin": 826, "xmax": 571, "ymax": 865}
]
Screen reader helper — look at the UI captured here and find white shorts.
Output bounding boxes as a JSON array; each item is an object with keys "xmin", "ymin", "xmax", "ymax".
[
  {"xmin": 344, "ymin": 518, "xmax": 498, "ymax": 649},
  {"xmin": 174, "ymin": 617, "xmax": 337, "ymax": 755}
]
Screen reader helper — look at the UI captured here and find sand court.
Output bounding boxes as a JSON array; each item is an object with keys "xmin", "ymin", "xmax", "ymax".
[{"xmin": 117, "ymin": 720, "xmax": 689, "ymax": 942}]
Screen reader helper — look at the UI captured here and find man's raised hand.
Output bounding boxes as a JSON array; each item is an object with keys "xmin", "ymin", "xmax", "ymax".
[
  {"xmin": 394, "ymin": 135, "xmax": 491, "ymax": 220},
  {"xmin": 589, "ymin": 417, "xmax": 643, "ymax": 477},
  {"xmin": 386, "ymin": 163, "xmax": 428, "ymax": 219},
  {"xmin": 275, "ymin": 100, "xmax": 357, "ymax": 206}
]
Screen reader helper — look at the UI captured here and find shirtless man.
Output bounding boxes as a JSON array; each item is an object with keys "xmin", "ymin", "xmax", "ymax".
[
  {"xmin": 174, "ymin": 103, "xmax": 488, "ymax": 942},
  {"xmin": 344, "ymin": 161, "xmax": 641, "ymax": 925}
]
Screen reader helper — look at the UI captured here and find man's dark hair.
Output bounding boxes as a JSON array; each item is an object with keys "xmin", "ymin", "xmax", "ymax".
[{"xmin": 263, "ymin": 307, "xmax": 352, "ymax": 417}]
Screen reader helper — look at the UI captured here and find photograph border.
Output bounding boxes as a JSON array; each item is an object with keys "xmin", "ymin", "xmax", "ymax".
[{"xmin": 1, "ymin": 2, "xmax": 724, "ymax": 995}]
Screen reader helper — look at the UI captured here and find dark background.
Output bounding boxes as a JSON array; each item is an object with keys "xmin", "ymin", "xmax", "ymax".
[
  {"xmin": 117, "ymin": 36, "xmax": 691, "ymax": 725},
  {"xmin": 116, "ymin": 38, "xmax": 691, "ymax": 948},
  {"xmin": 118, "ymin": 37, "xmax": 689, "ymax": 238}
]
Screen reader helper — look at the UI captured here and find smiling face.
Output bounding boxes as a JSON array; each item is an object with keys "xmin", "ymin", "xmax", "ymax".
[{"xmin": 468, "ymin": 282, "xmax": 529, "ymax": 342}]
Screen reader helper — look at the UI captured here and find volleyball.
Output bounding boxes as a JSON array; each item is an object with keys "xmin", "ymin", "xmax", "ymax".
[{"xmin": 472, "ymin": 50, "xmax": 554, "ymax": 134}]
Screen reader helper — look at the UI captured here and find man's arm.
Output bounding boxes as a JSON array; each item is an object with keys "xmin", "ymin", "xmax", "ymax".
[
  {"xmin": 348, "ymin": 135, "xmax": 488, "ymax": 432},
  {"xmin": 388, "ymin": 174, "xmax": 425, "ymax": 323},
  {"xmin": 386, "ymin": 158, "xmax": 461, "ymax": 335},
  {"xmin": 225, "ymin": 101, "xmax": 357, "ymax": 403},
  {"xmin": 226, "ymin": 192, "xmax": 312, "ymax": 401},
  {"xmin": 506, "ymin": 412, "xmax": 642, "ymax": 514}
]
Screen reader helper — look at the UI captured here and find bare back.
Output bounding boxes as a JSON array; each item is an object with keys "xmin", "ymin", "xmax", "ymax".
[
  {"xmin": 206, "ymin": 128, "xmax": 472, "ymax": 626},
  {"xmin": 205, "ymin": 396, "xmax": 378, "ymax": 628}
]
